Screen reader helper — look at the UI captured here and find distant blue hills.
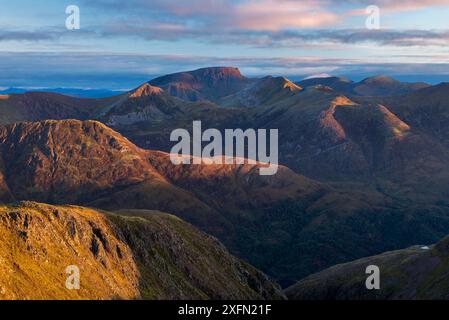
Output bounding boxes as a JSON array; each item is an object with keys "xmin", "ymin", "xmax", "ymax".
[{"xmin": 0, "ymin": 87, "xmax": 126, "ymax": 99}]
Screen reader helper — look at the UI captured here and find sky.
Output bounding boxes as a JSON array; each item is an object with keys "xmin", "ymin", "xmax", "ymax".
[{"xmin": 0, "ymin": 0, "xmax": 448, "ymax": 89}]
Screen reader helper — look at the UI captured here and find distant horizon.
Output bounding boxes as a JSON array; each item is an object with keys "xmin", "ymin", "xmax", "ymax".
[
  {"xmin": 0, "ymin": 68, "xmax": 447, "ymax": 92},
  {"xmin": 1, "ymin": 1, "xmax": 448, "ymax": 91}
]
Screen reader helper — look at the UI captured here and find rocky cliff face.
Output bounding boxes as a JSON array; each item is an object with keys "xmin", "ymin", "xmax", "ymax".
[{"xmin": 0, "ymin": 201, "xmax": 284, "ymax": 300}]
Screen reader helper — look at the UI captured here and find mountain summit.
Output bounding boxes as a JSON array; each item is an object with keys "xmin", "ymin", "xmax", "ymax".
[
  {"xmin": 149, "ymin": 67, "xmax": 254, "ymax": 102},
  {"xmin": 129, "ymin": 83, "xmax": 164, "ymax": 98}
]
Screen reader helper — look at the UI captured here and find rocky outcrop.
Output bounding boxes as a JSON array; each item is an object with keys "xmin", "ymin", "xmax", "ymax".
[{"xmin": 0, "ymin": 201, "xmax": 284, "ymax": 300}]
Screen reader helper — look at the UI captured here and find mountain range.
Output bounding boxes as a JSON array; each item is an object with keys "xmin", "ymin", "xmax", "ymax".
[
  {"xmin": 297, "ymin": 75, "xmax": 430, "ymax": 97},
  {"xmin": 1, "ymin": 66, "xmax": 449, "ymax": 299},
  {"xmin": 0, "ymin": 87, "xmax": 125, "ymax": 98}
]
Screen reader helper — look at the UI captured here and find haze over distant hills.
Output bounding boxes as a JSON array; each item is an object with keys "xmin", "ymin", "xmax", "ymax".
[
  {"xmin": 0, "ymin": 87, "xmax": 125, "ymax": 99},
  {"xmin": 0, "ymin": 70, "xmax": 434, "ymax": 99},
  {"xmin": 1, "ymin": 66, "xmax": 449, "ymax": 298}
]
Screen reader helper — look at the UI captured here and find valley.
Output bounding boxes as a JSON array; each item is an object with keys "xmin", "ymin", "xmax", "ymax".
[{"xmin": 0, "ymin": 67, "xmax": 449, "ymax": 297}]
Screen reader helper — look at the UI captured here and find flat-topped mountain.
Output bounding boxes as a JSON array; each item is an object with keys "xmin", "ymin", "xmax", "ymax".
[{"xmin": 149, "ymin": 67, "xmax": 255, "ymax": 102}]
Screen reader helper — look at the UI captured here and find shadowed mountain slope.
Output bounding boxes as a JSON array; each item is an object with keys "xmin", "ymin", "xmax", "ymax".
[
  {"xmin": 353, "ymin": 76, "xmax": 429, "ymax": 96},
  {"xmin": 0, "ymin": 92, "xmax": 112, "ymax": 124},
  {"xmin": 285, "ymin": 235, "xmax": 449, "ymax": 300},
  {"xmin": 356, "ymin": 83, "xmax": 449, "ymax": 147},
  {"xmin": 100, "ymin": 83, "xmax": 187, "ymax": 126},
  {"xmin": 297, "ymin": 75, "xmax": 429, "ymax": 97},
  {"xmin": 219, "ymin": 85, "xmax": 449, "ymax": 204},
  {"xmin": 149, "ymin": 67, "xmax": 255, "ymax": 102},
  {"xmin": 219, "ymin": 76, "xmax": 302, "ymax": 108},
  {"xmin": 297, "ymin": 76, "xmax": 354, "ymax": 93}
]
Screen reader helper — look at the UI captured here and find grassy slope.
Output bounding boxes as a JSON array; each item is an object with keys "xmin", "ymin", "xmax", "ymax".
[
  {"xmin": 0, "ymin": 201, "xmax": 284, "ymax": 300},
  {"xmin": 285, "ymin": 236, "xmax": 449, "ymax": 300}
]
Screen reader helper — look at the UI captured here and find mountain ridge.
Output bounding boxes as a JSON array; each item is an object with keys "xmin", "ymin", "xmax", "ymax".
[
  {"xmin": 0, "ymin": 67, "xmax": 449, "ymax": 289},
  {"xmin": 286, "ymin": 234, "xmax": 449, "ymax": 300},
  {"xmin": 297, "ymin": 75, "xmax": 430, "ymax": 97},
  {"xmin": 1, "ymin": 119, "xmax": 449, "ymax": 287},
  {"xmin": 149, "ymin": 67, "xmax": 256, "ymax": 102},
  {"xmin": 0, "ymin": 201, "xmax": 284, "ymax": 300}
]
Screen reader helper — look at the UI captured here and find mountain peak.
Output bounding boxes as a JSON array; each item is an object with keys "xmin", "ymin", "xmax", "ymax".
[
  {"xmin": 191, "ymin": 66, "xmax": 245, "ymax": 79},
  {"xmin": 279, "ymin": 76, "xmax": 302, "ymax": 92},
  {"xmin": 149, "ymin": 66, "xmax": 253, "ymax": 102},
  {"xmin": 0, "ymin": 119, "xmax": 161, "ymax": 204},
  {"xmin": 361, "ymin": 75, "xmax": 399, "ymax": 84},
  {"xmin": 260, "ymin": 76, "xmax": 302, "ymax": 93},
  {"xmin": 4, "ymin": 119, "xmax": 138, "ymax": 153},
  {"xmin": 129, "ymin": 83, "xmax": 164, "ymax": 98}
]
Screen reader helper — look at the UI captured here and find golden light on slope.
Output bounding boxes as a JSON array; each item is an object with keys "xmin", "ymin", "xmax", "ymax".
[
  {"xmin": 129, "ymin": 83, "xmax": 164, "ymax": 98},
  {"xmin": 377, "ymin": 104, "xmax": 411, "ymax": 139}
]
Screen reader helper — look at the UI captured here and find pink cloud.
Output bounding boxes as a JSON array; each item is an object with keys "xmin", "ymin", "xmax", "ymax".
[
  {"xmin": 172, "ymin": 0, "xmax": 449, "ymax": 22},
  {"xmin": 82, "ymin": 0, "xmax": 449, "ymax": 37},
  {"xmin": 151, "ymin": 0, "xmax": 340, "ymax": 30},
  {"xmin": 347, "ymin": 0, "xmax": 449, "ymax": 14},
  {"xmin": 232, "ymin": 0, "xmax": 340, "ymax": 30},
  {"xmin": 380, "ymin": 0, "xmax": 449, "ymax": 12}
]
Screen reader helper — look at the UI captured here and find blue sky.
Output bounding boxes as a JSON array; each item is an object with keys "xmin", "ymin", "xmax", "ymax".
[{"xmin": 0, "ymin": 0, "xmax": 448, "ymax": 89}]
